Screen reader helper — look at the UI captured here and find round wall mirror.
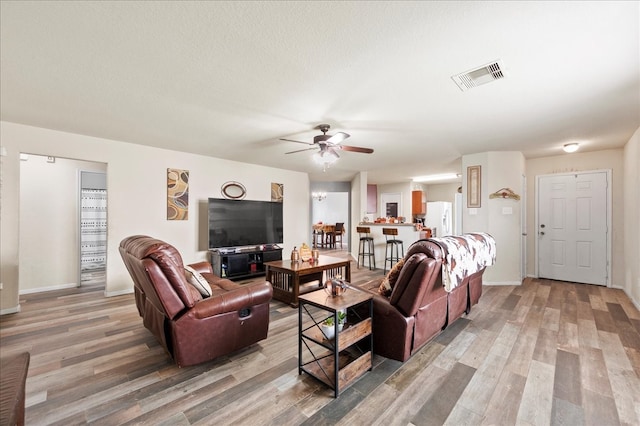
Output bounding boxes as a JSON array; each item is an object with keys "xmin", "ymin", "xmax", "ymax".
[{"xmin": 221, "ymin": 181, "xmax": 246, "ymax": 199}]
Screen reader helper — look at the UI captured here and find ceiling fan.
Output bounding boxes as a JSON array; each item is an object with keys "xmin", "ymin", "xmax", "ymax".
[{"xmin": 280, "ymin": 124, "xmax": 374, "ymax": 162}]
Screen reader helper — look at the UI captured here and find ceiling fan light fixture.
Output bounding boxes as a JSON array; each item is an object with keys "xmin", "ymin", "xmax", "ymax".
[
  {"xmin": 313, "ymin": 150, "xmax": 338, "ymax": 165},
  {"xmin": 563, "ymin": 143, "xmax": 579, "ymax": 153}
]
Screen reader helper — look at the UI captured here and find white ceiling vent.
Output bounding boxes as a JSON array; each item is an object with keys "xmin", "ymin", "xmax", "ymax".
[{"xmin": 452, "ymin": 60, "xmax": 506, "ymax": 92}]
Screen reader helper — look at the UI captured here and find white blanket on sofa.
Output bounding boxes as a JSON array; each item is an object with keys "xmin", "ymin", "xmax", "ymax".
[{"xmin": 429, "ymin": 233, "xmax": 496, "ymax": 292}]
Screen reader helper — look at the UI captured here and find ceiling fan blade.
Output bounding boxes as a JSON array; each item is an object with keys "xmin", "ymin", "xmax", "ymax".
[
  {"xmin": 280, "ymin": 138, "xmax": 314, "ymax": 146},
  {"xmin": 338, "ymin": 145, "xmax": 374, "ymax": 154},
  {"xmin": 326, "ymin": 132, "xmax": 350, "ymax": 144},
  {"xmin": 285, "ymin": 147, "xmax": 318, "ymax": 154}
]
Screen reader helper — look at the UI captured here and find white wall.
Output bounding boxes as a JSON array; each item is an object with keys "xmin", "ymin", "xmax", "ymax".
[
  {"xmin": 19, "ymin": 155, "xmax": 107, "ymax": 292},
  {"xmin": 525, "ymin": 149, "xmax": 624, "ymax": 287},
  {"xmin": 376, "ymin": 182, "xmax": 411, "ymax": 219},
  {"xmin": 311, "ymin": 193, "xmax": 348, "ymax": 225},
  {"xmin": 351, "ymin": 172, "xmax": 366, "ymax": 260},
  {"xmin": 462, "ymin": 152, "xmax": 525, "ymax": 285},
  {"xmin": 623, "ymin": 128, "xmax": 640, "ymax": 307},
  {"xmin": 425, "ymin": 182, "xmax": 459, "ymax": 204},
  {"xmin": 0, "ymin": 121, "xmax": 310, "ymax": 312}
]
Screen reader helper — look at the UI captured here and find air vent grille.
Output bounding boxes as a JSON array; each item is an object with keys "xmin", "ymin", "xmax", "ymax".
[{"xmin": 452, "ymin": 60, "xmax": 506, "ymax": 92}]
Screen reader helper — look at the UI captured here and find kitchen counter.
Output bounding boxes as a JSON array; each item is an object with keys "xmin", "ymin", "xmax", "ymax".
[
  {"xmin": 361, "ymin": 222, "xmax": 417, "ymax": 227},
  {"xmin": 357, "ymin": 223, "xmax": 424, "ymax": 270}
]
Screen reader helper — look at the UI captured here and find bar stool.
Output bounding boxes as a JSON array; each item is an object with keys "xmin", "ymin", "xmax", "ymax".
[
  {"xmin": 383, "ymin": 228, "xmax": 404, "ymax": 273},
  {"xmin": 357, "ymin": 226, "xmax": 376, "ymax": 270}
]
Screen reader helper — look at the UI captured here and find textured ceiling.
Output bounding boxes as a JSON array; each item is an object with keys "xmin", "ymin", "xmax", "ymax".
[{"xmin": 1, "ymin": 1, "xmax": 638, "ymax": 184}]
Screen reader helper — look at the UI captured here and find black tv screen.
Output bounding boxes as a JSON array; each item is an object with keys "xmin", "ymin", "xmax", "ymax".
[{"xmin": 208, "ymin": 198, "xmax": 284, "ymax": 249}]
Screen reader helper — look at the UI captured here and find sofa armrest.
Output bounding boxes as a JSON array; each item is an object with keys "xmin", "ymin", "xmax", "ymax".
[
  {"xmin": 187, "ymin": 261, "xmax": 213, "ymax": 275},
  {"xmin": 370, "ymin": 296, "xmax": 415, "ymax": 362},
  {"xmin": 191, "ymin": 281, "xmax": 273, "ymax": 319},
  {"xmin": 0, "ymin": 352, "xmax": 30, "ymax": 426}
]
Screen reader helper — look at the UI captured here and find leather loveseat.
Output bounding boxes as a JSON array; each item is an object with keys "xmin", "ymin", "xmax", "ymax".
[
  {"xmin": 119, "ymin": 235, "xmax": 273, "ymax": 367},
  {"xmin": 357, "ymin": 233, "xmax": 496, "ymax": 362}
]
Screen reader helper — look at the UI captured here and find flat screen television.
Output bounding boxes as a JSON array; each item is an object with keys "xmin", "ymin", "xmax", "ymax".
[{"xmin": 208, "ymin": 198, "xmax": 284, "ymax": 249}]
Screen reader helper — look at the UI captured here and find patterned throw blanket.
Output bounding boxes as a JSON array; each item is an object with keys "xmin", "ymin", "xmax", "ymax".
[{"xmin": 428, "ymin": 233, "xmax": 496, "ymax": 292}]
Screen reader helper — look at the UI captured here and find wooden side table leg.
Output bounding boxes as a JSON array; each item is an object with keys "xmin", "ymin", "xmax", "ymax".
[{"xmin": 292, "ymin": 273, "xmax": 300, "ymax": 307}]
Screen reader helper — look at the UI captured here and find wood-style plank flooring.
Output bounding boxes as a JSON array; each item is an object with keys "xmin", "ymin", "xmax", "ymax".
[{"xmin": 1, "ymin": 248, "xmax": 639, "ymax": 425}]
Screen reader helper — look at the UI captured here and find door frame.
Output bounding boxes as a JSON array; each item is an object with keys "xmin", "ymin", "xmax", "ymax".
[
  {"xmin": 521, "ymin": 174, "xmax": 527, "ymax": 281},
  {"xmin": 534, "ymin": 169, "xmax": 612, "ymax": 287}
]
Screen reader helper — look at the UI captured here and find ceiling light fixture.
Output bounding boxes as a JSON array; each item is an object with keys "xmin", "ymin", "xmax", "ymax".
[
  {"xmin": 563, "ymin": 143, "xmax": 579, "ymax": 153},
  {"xmin": 412, "ymin": 173, "xmax": 460, "ymax": 183},
  {"xmin": 313, "ymin": 150, "xmax": 339, "ymax": 172},
  {"xmin": 312, "ymin": 192, "xmax": 327, "ymax": 202}
]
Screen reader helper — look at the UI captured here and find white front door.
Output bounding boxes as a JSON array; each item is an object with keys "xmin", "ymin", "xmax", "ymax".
[{"xmin": 537, "ymin": 171, "xmax": 609, "ymax": 286}]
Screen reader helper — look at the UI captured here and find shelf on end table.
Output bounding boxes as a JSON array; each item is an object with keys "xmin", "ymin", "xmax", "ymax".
[{"xmin": 301, "ymin": 349, "xmax": 372, "ymax": 392}]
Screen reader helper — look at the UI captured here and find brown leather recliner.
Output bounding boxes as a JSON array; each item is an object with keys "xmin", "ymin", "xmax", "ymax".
[
  {"xmin": 358, "ymin": 248, "xmax": 447, "ymax": 362},
  {"xmin": 119, "ymin": 235, "xmax": 273, "ymax": 367}
]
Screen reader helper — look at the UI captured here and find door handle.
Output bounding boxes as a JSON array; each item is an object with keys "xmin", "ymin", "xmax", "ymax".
[
  {"xmin": 540, "ymin": 231, "xmax": 545, "ymax": 236},
  {"xmin": 540, "ymin": 224, "xmax": 546, "ymax": 228}
]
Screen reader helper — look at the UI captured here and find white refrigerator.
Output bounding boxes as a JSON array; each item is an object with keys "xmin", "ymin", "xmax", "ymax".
[{"xmin": 425, "ymin": 201, "xmax": 452, "ymax": 237}]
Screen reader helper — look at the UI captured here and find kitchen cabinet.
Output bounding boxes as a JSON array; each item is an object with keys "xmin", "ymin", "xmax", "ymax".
[{"xmin": 412, "ymin": 190, "xmax": 426, "ymax": 215}]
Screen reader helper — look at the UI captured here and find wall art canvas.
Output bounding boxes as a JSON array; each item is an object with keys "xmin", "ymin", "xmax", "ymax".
[
  {"xmin": 467, "ymin": 165, "xmax": 481, "ymax": 208},
  {"xmin": 271, "ymin": 183, "xmax": 283, "ymax": 202},
  {"xmin": 167, "ymin": 168, "xmax": 189, "ymax": 220}
]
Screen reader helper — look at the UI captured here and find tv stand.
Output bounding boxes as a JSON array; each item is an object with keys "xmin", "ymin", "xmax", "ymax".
[{"xmin": 210, "ymin": 246, "xmax": 282, "ymax": 280}]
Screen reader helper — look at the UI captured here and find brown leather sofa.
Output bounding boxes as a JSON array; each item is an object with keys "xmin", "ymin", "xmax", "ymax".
[
  {"xmin": 357, "ymin": 234, "xmax": 495, "ymax": 362},
  {"xmin": 119, "ymin": 235, "xmax": 273, "ymax": 367}
]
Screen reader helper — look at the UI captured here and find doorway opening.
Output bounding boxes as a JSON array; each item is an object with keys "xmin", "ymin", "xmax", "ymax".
[
  {"xmin": 80, "ymin": 171, "xmax": 107, "ymax": 287},
  {"xmin": 311, "ymin": 191, "xmax": 349, "ymax": 253},
  {"xmin": 19, "ymin": 154, "xmax": 107, "ymax": 293}
]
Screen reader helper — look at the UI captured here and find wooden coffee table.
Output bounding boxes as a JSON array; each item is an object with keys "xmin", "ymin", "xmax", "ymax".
[{"xmin": 264, "ymin": 255, "xmax": 351, "ymax": 307}]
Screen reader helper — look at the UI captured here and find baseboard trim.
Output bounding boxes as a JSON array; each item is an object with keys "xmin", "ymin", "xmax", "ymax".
[
  {"xmin": 19, "ymin": 282, "xmax": 78, "ymax": 294},
  {"xmin": 105, "ymin": 288, "xmax": 134, "ymax": 297},
  {"xmin": 614, "ymin": 285, "xmax": 640, "ymax": 312},
  {"xmin": 0, "ymin": 304, "xmax": 21, "ymax": 316},
  {"xmin": 484, "ymin": 281, "xmax": 522, "ymax": 286}
]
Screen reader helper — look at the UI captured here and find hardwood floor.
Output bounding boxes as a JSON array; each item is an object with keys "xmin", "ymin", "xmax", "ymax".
[{"xmin": 1, "ymin": 248, "xmax": 639, "ymax": 425}]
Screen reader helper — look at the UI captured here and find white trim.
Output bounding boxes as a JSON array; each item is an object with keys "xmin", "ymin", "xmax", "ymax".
[
  {"xmin": 104, "ymin": 288, "xmax": 133, "ymax": 297},
  {"xmin": 19, "ymin": 282, "xmax": 78, "ymax": 294},
  {"xmin": 484, "ymin": 281, "xmax": 522, "ymax": 286},
  {"xmin": 0, "ymin": 305, "xmax": 21, "ymax": 315},
  {"xmin": 521, "ymin": 173, "xmax": 527, "ymax": 281},
  {"xmin": 534, "ymin": 169, "xmax": 612, "ymax": 287}
]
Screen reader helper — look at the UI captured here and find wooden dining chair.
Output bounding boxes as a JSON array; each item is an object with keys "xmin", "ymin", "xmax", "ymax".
[
  {"xmin": 323, "ymin": 224, "xmax": 336, "ymax": 248},
  {"xmin": 332, "ymin": 223, "xmax": 344, "ymax": 248}
]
